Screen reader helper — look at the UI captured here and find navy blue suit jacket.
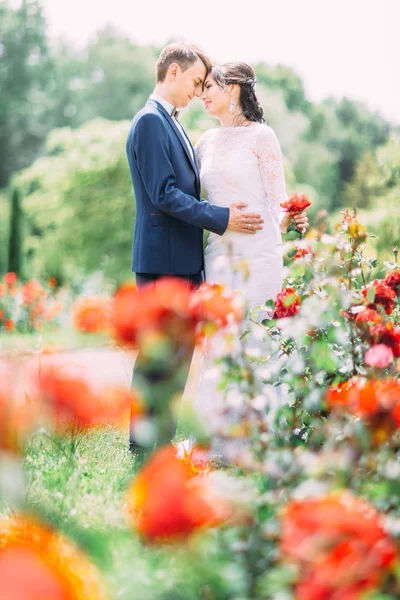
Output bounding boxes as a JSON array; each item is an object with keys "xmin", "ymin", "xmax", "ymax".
[{"xmin": 126, "ymin": 99, "xmax": 230, "ymax": 275}]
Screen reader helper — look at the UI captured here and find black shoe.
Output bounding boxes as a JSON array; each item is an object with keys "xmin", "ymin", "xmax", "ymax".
[{"xmin": 129, "ymin": 440, "xmax": 140, "ymax": 454}]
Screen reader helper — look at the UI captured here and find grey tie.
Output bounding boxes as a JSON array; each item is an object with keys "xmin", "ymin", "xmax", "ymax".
[{"xmin": 171, "ymin": 108, "xmax": 180, "ymax": 120}]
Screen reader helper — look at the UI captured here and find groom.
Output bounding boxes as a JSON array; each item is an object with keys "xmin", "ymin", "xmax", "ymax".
[{"xmin": 126, "ymin": 41, "xmax": 264, "ymax": 451}]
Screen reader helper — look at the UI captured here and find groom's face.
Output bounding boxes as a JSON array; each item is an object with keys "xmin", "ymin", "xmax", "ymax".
[{"xmin": 170, "ymin": 59, "xmax": 207, "ymax": 108}]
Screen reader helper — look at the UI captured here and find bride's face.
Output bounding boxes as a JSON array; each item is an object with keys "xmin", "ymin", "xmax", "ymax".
[{"xmin": 200, "ymin": 76, "xmax": 230, "ymax": 117}]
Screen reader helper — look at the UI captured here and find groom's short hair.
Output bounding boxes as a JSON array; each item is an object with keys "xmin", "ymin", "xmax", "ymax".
[{"xmin": 156, "ymin": 42, "xmax": 212, "ymax": 83}]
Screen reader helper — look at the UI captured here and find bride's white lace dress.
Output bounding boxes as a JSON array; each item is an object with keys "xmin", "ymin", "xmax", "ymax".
[{"xmin": 194, "ymin": 123, "xmax": 287, "ymax": 434}]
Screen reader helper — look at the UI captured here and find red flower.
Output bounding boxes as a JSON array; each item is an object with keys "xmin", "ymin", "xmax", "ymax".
[
  {"xmin": 0, "ymin": 385, "xmax": 38, "ymax": 454},
  {"xmin": 21, "ymin": 280, "xmax": 44, "ymax": 305},
  {"xmin": 0, "ymin": 515, "xmax": 106, "ymax": 600},
  {"xmin": 111, "ymin": 278, "xmax": 195, "ymax": 347},
  {"xmin": 369, "ymin": 322, "xmax": 400, "ymax": 357},
  {"xmin": 293, "ymin": 247, "xmax": 312, "ymax": 259},
  {"xmin": 125, "ymin": 446, "xmax": 231, "ymax": 541},
  {"xmin": 72, "ymin": 297, "xmax": 111, "ymax": 333},
  {"xmin": 384, "ymin": 269, "xmax": 400, "ymax": 296},
  {"xmin": 0, "ymin": 283, "xmax": 5, "ymax": 296},
  {"xmin": 327, "ymin": 377, "xmax": 400, "ymax": 442},
  {"xmin": 4, "ymin": 319, "xmax": 14, "ymax": 331},
  {"xmin": 190, "ymin": 283, "xmax": 242, "ymax": 338},
  {"xmin": 362, "ymin": 281, "xmax": 396, "ymax": 315},
  {"xmin": 37, "ymin": 367, "xmax": 143, "ymax": 432},
  {"xmin": 111, "ymin": 277, "xmax": 240, "ymax": 348},
  {"xmin": 280, "ymin": 193, "xmax": 311, "ymax": 213},
  {"xmin": 355, "ymin": 308, "xmax": 382, "ymax": 326},
  {"xmin": 3, "ymin": 272, "xmax": 17, "ymax": 287},
  {"xmin": 281, "ymin": 491, "xmax": 397, "ymax": 600},
  {"xmin": 273, "ymin": 287, "xmax": 301, "ymax": 319}
]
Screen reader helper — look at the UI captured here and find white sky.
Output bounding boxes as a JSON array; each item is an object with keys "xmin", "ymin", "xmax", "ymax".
[{"xmin": 38, "ymin": 0, "xmax": 400, "ymax": 124}]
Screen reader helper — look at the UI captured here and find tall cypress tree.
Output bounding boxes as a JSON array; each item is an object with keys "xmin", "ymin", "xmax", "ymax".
[{"xmin": 7, "ymin": 186, "xmax": 22, "ymax": 275}]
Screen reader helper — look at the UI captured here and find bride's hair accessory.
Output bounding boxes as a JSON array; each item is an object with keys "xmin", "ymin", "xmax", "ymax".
[{"xmin": 211, "ymin": 63, "xmax": 265, "ymax": 125}]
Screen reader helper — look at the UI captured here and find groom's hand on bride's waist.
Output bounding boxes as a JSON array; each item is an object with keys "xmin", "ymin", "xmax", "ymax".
[{"xmin": 227, "ymin": 203, "xmax": 264, "ymax": 234}]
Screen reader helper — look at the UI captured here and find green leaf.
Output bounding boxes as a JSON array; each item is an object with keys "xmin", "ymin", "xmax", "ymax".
[{"xmin": 284, "ymin": 229, "xmax": 302, "ymax": 241}]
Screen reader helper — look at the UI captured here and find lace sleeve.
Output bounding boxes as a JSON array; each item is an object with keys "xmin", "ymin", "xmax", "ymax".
[{"xmin": 256, "ymin": 125, "xmax": 287, "ymax": 232}]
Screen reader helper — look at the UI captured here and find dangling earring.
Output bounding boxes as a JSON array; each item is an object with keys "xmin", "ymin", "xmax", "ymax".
[{"xmin": 228, "ymin": 94, "xmax": 235, "ymax": 114}]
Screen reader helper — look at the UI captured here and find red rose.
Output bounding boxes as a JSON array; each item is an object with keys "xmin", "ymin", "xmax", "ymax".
[
  {"xmin": 355, "ymin": 308, "xmax": 382, "ymax": 326},
  {"xmin": 384, "ymin": 270, "xmax": 400, "ymax": 296},
  {"xmin": 3, "ymin": 272, "xmax": 17, "ymax": 287},
  {"xmin": 293, "ymin": 247, "xmax": 312, "ymax": 259},
  {"xmin": 327, "ymin": 377, "xmax": 400, "ymax": 442},
  {"xmin": 280, "ymin": 193, "xmax": 311, "ymax": 213},
  {"xmin": 125, "ymin": 446, "xmax": 232, "ymax": 541},
  {"xmin": 4, "ymin": 319, "xmax": 14, "ymax": 332},
  {"xmin": 369, "ymin": 322, "xmax": 400, "ymax": 357},
  {"xmin": 37, "ymin": 367, "xmax": 143, "ymax": 432},
  {"xmin": 0, "ymin": 516, "xmax": 106, "ymax": 600},
  {"xmin": 110, "ymin": 277, "xmax": 240, "ymax": 348},
  {"xmin": 281, "ymin": 492, "xmax": 397, "ymax": 600},
  {"xmin": 72, "ymin": 297, "xmax": 111, "ymax": 333},
  {"xmin": 273, "ymin": 287, "xmax": 301, "ymax": 319},
  {"xmin": 362, "ymin": 281, "xmax": 396, "ymax": 315}
]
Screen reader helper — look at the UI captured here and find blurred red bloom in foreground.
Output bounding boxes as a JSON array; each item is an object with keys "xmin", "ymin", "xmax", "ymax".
[
  {"xmin": 273, "ymin": 287, "xmax": 301, "ymax": 319},
  {"xmin": 384, "ymin": 269, "xmax": 400, "ymax": 296},
  {"xmin": 0, "ymin": 392, "xmax": 37, "ymax": 454},
  {"xmin": 111, "ymin": 277, "xmax": 240, "ymax": 348},
  {"xmin": 191, "ymin": 282, "xmax": 242, "ymax": 337},
  {"xmin": 37, "ymin": 368, "xmax": 143, "ymax": 432},
  {"xmin": 72, "ymin": 297, "xmax": 111, "ymax": 333},
  {"xmin": 125, "ymin": 446, "xmax": 232, "ymax": 541},
  {"xmin": 281, "ymin": 491, "xmax": 397, "ymax": 600},
  {"xmin": 362, "ymin": 281, "xmax": 396, "ymax": 315},
  {"xmin": 280, "ymin": 193, "xmax": 311, "ymax": 213},
  {"xmin": 0, "ymin": 515, "xmax": 107, "ymax": 600}
]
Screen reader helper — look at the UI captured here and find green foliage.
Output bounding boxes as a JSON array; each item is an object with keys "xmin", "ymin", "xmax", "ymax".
[
  {"xmin": 0, "ymin": 0, "xmax": 52, "ymax": 187},
  {"xmin": 14, "ymin": 118, "xmax": 134, "ymax": 283}
]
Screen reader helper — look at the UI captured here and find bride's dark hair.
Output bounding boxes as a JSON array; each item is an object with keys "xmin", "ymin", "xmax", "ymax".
[{"xmin": 211, "ymin": 62, "xmax": 265, "ymax": 125}]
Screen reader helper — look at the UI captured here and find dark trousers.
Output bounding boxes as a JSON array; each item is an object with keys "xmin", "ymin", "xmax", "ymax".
[
  {"xmin": 129, "ymin": 270, "xmax": 204, "ymax": 451},
  {"xmin": 135, "ymin": 270, "xmax": 204, "ymax": 288}
]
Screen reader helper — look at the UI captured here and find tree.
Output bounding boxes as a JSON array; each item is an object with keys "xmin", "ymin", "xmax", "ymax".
[
  {"xmin": 14, "ymin": 118, "xmax": 134, "ymax": 283},
  {"xmin": 7, "ymin": 186, "xmax": 22, "ymax": 274},
  {"xmin": 0, "ymin": 0, "xmax": 53, "ymax": 187},
  {"xmin": 78, "ymin": 26, "xmax": 157, "ymax": 123}
]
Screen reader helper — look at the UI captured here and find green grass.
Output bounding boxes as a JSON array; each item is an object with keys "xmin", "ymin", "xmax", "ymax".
[{"xmin": 0, "ymin": 428, "xmax": 234, "ymax": 600}]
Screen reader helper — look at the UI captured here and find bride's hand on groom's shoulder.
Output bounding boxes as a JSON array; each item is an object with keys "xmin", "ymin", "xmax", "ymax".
[{"xmin": 227, "ymin": 202, "xmax": 264, "ymax": 235}]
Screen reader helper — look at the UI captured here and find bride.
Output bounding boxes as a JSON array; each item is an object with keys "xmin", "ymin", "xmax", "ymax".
[{"xmin": 193, "ymin": 62, "xmax": 308, "ymax": 435}]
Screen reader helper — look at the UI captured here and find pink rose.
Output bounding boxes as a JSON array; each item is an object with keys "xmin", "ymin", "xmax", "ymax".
[{"xmin": 365, "ymin": 344, "xmax": 393, "ymax": 369}]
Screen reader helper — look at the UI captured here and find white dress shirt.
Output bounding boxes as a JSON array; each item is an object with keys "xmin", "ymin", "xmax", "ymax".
[{"xmin": 149, "ymin": 93, "xmax": 194, "ymax": 162}]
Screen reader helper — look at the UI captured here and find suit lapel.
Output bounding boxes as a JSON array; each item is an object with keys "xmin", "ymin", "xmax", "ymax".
[{"xmin": 147, "ymin": 100, "xmax": 200, "ymax": 188}]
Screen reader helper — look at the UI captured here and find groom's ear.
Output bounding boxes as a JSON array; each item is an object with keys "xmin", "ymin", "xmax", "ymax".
[{"xmin": 167, "ymin": 62, "xmax": 180, "ymax": 80}]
